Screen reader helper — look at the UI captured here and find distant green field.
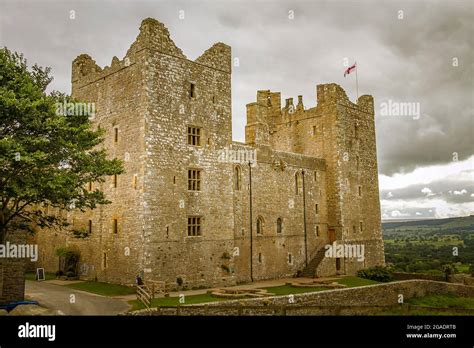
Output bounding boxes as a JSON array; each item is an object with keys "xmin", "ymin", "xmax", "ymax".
[{"xmin": 382, "ymin": 216, "xmax": 474, "ymax": 275}]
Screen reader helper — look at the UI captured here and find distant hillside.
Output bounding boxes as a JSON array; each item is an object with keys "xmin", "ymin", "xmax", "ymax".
[
  {"xmin": 382, "ymin": 215, "xmax": 474, "ymax": 236},
  {"xmin": 382, "ymin": 215, "xmax": 474, "ymax": 274}
]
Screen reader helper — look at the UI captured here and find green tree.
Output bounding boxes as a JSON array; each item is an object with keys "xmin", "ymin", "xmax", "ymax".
[
  {"xmin": 0, "ymin": 47, "xmax": 124, "ymax": 243},
  {"xmin": 442, "ymin": 263, "xmax": 456, "ymax": 282}
]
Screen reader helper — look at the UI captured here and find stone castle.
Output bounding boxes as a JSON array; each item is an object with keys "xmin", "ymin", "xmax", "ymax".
[{"xmin": 35, "ymin": 18, "xmax": 385, "ymax": 288}]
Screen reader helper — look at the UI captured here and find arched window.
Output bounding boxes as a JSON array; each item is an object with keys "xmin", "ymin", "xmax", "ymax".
[
  {"xmin": 234, "ymin": 165, "xmax": 241, "ymax": 191},
  {"xmin": 276, "ymin": 218, "xmax": 283, "ymax": 234},
  {"xmin": 295, "ymin": 172, "xmax": 302, "ymax": 195},
  {"xmin": 256, "ymin": 216, "xmax": 264, "ymax": 235}
]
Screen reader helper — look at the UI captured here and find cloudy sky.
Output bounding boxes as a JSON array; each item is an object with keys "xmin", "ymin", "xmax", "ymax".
[{"xmin": 1, "ymin": 0, "xmax": 473, "ymax": 220}]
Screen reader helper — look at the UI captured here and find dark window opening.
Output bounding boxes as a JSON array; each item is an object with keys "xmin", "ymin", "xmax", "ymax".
[
  {"xmin": 277, "ymin": 218, "xmax": 283, "ymax": 234},
  {"xmin": 188, "ymin": 216, "xmax": 202, "ymax": 236},
  {"xmin": 256, "ymin": 216, "xmax": 264, "ymax": 235},
  {"xmin": 187, "ymin": 126, "xmax": 201, "ymax": 146},
  {"xmin": 234, "ymin": 166, "xmax": 241, "ymax": 191},
  {"xmin": 188, "ymin": 169, "xmax": 201, "ymax": 191}
]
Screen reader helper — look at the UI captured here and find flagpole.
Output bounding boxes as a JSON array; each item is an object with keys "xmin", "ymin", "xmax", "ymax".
[{"xmin": 355, "ymin": 61, "xmax": 359, "ymax": 100}]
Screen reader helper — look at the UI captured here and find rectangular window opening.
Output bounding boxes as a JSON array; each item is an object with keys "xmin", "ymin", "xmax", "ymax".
[
  {"xmin": 187, "ymin": 126, "xmax": 201, "ymax": 146},
  {"xmin": 188, "ymin": 169, "xmax": 201, "ymax": 191},
  {"xmin": 187, "ymin": 216, "xmax": 202, "ymax": 236}
]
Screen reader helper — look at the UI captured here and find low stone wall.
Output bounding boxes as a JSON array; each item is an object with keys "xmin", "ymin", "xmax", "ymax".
[
  {"xmin": 204, "ymin": 280, "xmax": 474, "ymax": 307},
  {"xmin": 393, "ymin": 272, "xmax": 445, "ymax": 282},
  {"xmin": 130, "ymin": 280, "xmax": 474, "ymax": 316},
  {"xmin": 393, "ymin": 272, "xmax": 474, "ymax": 285}
]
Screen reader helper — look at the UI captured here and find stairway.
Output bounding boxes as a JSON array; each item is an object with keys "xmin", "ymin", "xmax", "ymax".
[{"xmin": 300, "ymin": 246, "xmax": 327, "ymax": 278}]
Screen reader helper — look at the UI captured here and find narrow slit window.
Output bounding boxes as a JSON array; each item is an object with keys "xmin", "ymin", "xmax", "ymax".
[
  {"xmin": 276, "ymin": 218, "xmax": 282, "ymax": 234},
  {"xmin": 88, "ymin": 220, "xmax": 92, "ymax": 234},
  {"xmin": 113, "ymin": 219, "xmax": 118, "ymax": 234},
  {"xmin": 234, "ymin": 166, "xmax": 241, "ymax": 191},
  {"xmin": 114, "ymin": 128, "xmax": 118, "ymax": 143},
  {"xmin": 189, "ymin": 83, "xmax": 196, "ymax": 98},
  {"xmin": 256, "ymin": 216, "xmax": 264, "ymax": 235},
  {"xmin": 103, "ymin": 253, "xmax": 108, "ymax": 269}
]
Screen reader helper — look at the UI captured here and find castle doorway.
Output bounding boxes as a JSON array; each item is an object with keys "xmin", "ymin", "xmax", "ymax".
[{"xmin": 328, "ymin": 229, "xmax": 336, "ymax": 243}]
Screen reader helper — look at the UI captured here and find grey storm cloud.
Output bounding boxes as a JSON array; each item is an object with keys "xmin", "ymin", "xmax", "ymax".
[
  {"xmin": 0, "ymin": 0, "xmax": 473, "ymax": 177},
  {"xmin": 381, "ymin": 171, "xmax": 474, "ymax": 204}
]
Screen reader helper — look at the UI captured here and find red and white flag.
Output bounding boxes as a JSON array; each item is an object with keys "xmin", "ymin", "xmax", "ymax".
[{"xmin": 344, "ymin": 62, "xmax": 357, "ymax": 77}]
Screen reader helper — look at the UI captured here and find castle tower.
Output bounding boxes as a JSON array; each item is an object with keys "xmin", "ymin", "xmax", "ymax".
[{"xmin": 244, "ymin": 83, "xmax": 385, "ymax": 276}]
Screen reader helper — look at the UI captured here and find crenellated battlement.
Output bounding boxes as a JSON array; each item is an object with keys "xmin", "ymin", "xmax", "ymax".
[{"xmin": 72, "ymin": 18, "xmax": 231, "ymax": 91}]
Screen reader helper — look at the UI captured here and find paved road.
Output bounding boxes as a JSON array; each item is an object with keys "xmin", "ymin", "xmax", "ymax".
[{"xmin": 25, "ymin": 280, "xmax": 130, "ymax": 315}]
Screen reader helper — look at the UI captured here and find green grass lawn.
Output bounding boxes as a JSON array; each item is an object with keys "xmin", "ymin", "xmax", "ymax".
[
  {"xmin": 377, "ymin": 294, "xmax": 474, "ymax": 316},
  {"xmin": 66, "ymin": 281, "xmax": 136, "ymax": 296},
  {"xmin": 129, "ymin": 293, "xmax": 228, "ymax": 311},
  {"xmin": 335, "ymin": 276, "xmax": 380, "ymax": 287},
  {"xmin": 407, "ymin": 294, "xmax": 474, "ymax": 309},
  {"xmin": 25, "ymin": 271, "xmax": 56, "ymax": 281},
  {"xmin": 263, "ymin": 285, "xmax": 327, "ymax": 296},
  {"xmin": 263, "ymin": 277, "xmax": 380, "ymax": 296}
]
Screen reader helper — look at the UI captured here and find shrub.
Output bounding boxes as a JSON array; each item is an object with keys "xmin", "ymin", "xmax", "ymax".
[
  {"xmin": 442, "ymin": 263, "xmax": 456, "ymax": 281},
  {"xmin": 357, "ymin": 266, "xmax": 393, "ymax": 282}
]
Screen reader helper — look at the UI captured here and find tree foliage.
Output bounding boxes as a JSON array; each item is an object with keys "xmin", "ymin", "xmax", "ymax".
[{"xmin": 0, "ymin": 47, "xmax": 123, "ymax": 242}]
